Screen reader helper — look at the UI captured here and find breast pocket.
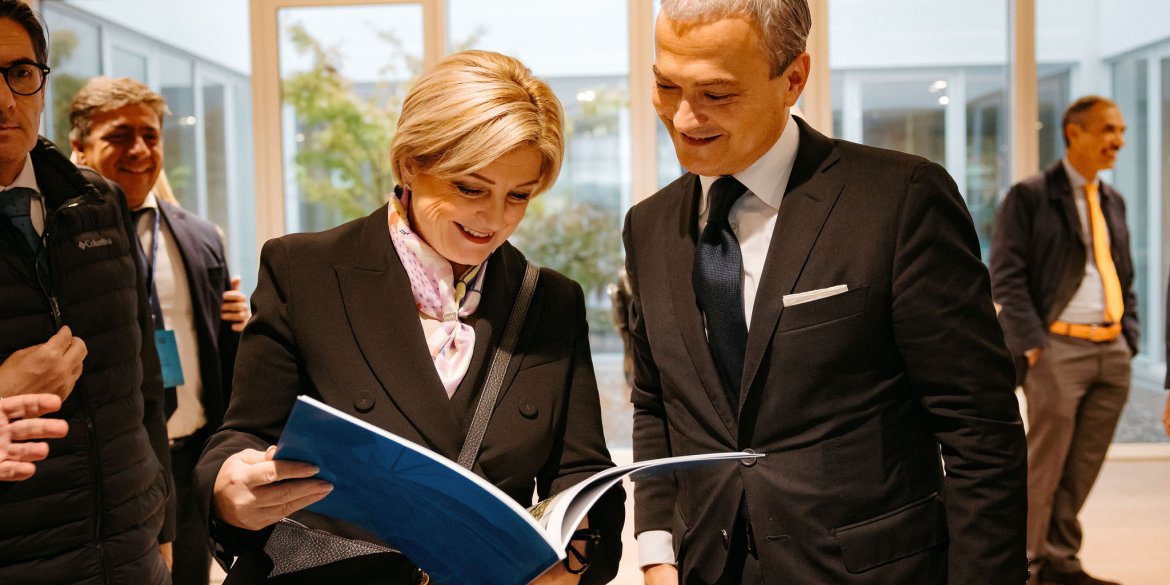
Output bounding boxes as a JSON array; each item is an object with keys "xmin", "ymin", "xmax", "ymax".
[{"xmin": 777, "ymin": 285, "xmax": 868, "ymax": 332}]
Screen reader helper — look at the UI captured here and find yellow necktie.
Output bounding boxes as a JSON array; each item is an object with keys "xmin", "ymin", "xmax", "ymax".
[{"xmin": 1086, "ymin": 181, "xmax": 1124, "ymax": 323}]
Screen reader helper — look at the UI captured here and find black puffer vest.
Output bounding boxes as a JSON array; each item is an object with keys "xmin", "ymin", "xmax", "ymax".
[{"xmin": 0, "ymin": 139, "xmax": 172, "ymax": 585}]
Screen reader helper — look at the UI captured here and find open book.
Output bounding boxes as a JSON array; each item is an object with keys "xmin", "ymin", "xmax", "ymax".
[{"xmin": 274, "ymin": 396, "xmax": 762, "ymax": 585}]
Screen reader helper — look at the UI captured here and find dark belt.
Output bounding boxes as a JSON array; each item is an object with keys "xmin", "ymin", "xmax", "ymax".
[{"xmin": 169, "ymin": 426, "xmax": 209, "ymax": 451}]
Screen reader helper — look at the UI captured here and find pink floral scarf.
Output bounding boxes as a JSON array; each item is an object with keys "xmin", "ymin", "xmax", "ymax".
[{"xmin": 388, "ymin": 190, "xmax": 486, "ymax": 398}]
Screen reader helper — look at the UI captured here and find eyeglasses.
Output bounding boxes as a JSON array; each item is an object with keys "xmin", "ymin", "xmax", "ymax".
[
  {"xmin": 1, "ymin": 62, "xmax": 50, "ymax": 96},
  {"xmin": 562, "ymin": 528, "xmax": 601, "ymax": 575}
]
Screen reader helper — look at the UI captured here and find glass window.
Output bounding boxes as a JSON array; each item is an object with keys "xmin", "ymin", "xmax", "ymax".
[
  {"xmin": 449, "ymin": 0, "xmax": 632, "ymax": 446},
  {"xmin": 112, "ymin": 46, "xmax": 148, "ymax": 80},
  {"xmin": 41, "ymin": 8, "xmax": 101, "ymax": 149},
  {"xmin": 1037, "ymin": 66, "xmax": 1071, "ymax": 167},
  {"xmin": 276, "ymin": 3, "xmax": 424, "ymax": 234},
  {"xmin": 159, "ymin": 52, "xmax": 198, "ymax": 209},
  {"xmin": 830, "ymin": 0, "xmax": 1009, "ymax": 260},
  {"xmin": 203, "ymin": 80, "xmax": 230, "ymax": 232},
  {"xmin": 859, "ymin": 77, "xmax": 946, "ymax": 164}
]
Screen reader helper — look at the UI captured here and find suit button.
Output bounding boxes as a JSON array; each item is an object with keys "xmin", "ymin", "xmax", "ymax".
[
  {"xmin": 354, "ymin": 391, "xmax": 375, "ymax": 413},
  {"xmin": 741, "ymin": 448, "xmax": 757, "ymax": 467},
  {"xmin": 519, "ymin": 399, "xmax": 538, "ymax": 419}
]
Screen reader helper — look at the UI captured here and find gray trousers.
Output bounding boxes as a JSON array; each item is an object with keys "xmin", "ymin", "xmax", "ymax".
[{"xmin": 1023, "ymin": 332, "xmax": 1130, "ymax": 573}]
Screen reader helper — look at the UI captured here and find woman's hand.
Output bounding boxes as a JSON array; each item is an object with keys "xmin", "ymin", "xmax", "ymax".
[{"xmin": 213, "ymin": 445, "xmax": 333, "ymax": 530}]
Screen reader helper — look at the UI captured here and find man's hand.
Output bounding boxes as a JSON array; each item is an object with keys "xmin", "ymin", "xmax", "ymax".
[
  {"xmin": 221, "ymin": 275, "xmax": 250, "ymax": 332},
  {"xmin": 1024, "ymin": 347, "xmax": 1043, "ymax": 367},
  {"xmin": 159, "ymin": 542, "xmax": 173, "ymax": 571},
  {"xmin": 0, "ymin": 393, "xmax": 69, "ymax": 481},
  {"xmin": 0, "ymin": 327, "xmax": 86, "ymax": 400},
  {"xmin": 643, "ymin": 563, "xmax": 678, "ymax": 585},
  {"xmin": 1162, "ymin": 392, "xmax": 1170, "ymax": 438},
  {"xmin": 213, "ymin": 445, "xmax": 332, "ymax": 531}
]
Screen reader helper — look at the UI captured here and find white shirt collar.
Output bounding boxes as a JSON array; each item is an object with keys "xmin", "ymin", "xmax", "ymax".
[
  {"xmin": 1, "ymin": 154, "xmax": 41, "ymax": 195},
  {"xmin": 133, "ymin": 190, "xmax": 161, "ymax": 213},
  {"xmin": 699, "ymin": 113, "xmax": 800, "ymax": 211},
  {"xmin": 1061, "ymin": 156, "xmax": 1093, "ymax": 191}
]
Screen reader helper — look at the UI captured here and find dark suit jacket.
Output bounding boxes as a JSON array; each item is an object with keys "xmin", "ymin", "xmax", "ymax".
[
  {"xmin": 194, "ymin": 205, "xmax": 623, "ymax": 583},
  {"xmin": 158, "ymin": 200, "xmax": 239, "ymax": 433},
  {"xmin": 989, "ymin": 161, "xmax": 1139, "ymax": 369},
  {"xmin": 624, "ymin": 118, "xmax": 1027, "ymax": 585}
]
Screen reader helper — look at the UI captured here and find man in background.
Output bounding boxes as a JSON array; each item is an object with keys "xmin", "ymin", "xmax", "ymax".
[
  {"xmin": 70, "ymin": 76, "xmax": 248, "ymax": 585},
  {"xmin": 991, "ymin": 95, "xmax": 1136, "ymax": 585},
  {"xmin": 624, "ymin": 0, "xmax": 1027, "ymax": 583},
  {"xmin": 0, "ymin": 1, "xmax": 174, "ymax": 581}
]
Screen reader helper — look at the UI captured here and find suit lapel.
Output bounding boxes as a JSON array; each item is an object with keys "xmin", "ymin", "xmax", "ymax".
[
  {"xmin": 334, "ymin": 206, "xmax": 464, "ymax": 459},
  {"xmin": 1048, "ymin": 164, "xmax": 1086, "ymax": 246},
  {"xmin": 665, "ymin": 175, "xmax": 738, "ymax": 436},
  {"xmin": 740, "ymin": 119, "xmax": 844, "ymax": 409},
  {"xmin": 157, "ymin": 203, "xmax": 215, "ymax": 331}
]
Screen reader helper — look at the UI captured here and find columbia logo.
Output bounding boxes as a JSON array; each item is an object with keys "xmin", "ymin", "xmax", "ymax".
[{"xmin": 77, "ymin": 237, "xmax": 113, "ymax": 250}]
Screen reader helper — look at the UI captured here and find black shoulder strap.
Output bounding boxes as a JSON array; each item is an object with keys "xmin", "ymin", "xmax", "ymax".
[{"xmin": 456, "ymin": 260, "xmax": 540, "ymax": 470}]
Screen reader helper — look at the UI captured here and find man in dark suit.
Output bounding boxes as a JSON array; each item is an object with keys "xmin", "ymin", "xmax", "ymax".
[
  {"xmin": 625, "ymin": 1, "xmax": 1028, "ymax": 584},
  {"xmin": 990, "ymin": 96, "xmax": 1135, "ymax": 585},
  {"xmin": 69, "ymin": 76, "xmax": 247, "ymax": 585}
]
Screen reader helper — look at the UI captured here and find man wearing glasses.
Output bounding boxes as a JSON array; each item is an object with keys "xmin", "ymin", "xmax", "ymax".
[{"xmin": 0, "ymin": 2, "xmax": 175, "ymax": 584}]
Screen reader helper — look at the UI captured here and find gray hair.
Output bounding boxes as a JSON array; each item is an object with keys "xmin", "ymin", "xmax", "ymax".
[
  {"xmin": 1061, "ymin": 95, "xmax": 1117, "ymax": 147},
  {"xmin": 660, "ymin": 0, "xmax": 811, "ymax": 77}
]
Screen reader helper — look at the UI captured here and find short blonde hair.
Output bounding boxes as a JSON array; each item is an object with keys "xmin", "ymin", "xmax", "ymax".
[
  {"xmin": 69, "ymin": 77, "xmax": 168, "ymax": 145},
  {"xmin": 391, "ymin": 50, "xmax": 564, "ymax": 196}
]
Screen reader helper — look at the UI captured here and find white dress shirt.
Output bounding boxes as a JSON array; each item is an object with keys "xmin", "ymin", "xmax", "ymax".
[
  {"xmin": 1056, "ymin": 158, "xmax": 1109, "ymax": 325},
  {"xmin": 1, "ymin": 154, "xmax": 45, "ymax": 235},
  {"xmin": 638, "ymin": 114, "xmax": 801, "ymax": 568},
  {"xmin": 135, "ymin": 192, "xmax": 206, "ymax": 439}
]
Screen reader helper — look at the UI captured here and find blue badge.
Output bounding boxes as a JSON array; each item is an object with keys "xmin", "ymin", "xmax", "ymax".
[{"xmin": 154, "ymin": 329, "xmax": 186, "ymax": 388}]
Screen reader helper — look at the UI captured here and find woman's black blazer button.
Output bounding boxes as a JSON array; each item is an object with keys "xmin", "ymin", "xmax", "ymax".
[
  {"xmin": 519, "ymin": 399, "xmax": 539, "ymax": 419},
  {"xmin": 741, "ymin": 448, "xmax": 757, "ymax": 466},
  {"xmin": 354, "ymin": 390, "xmax": 375, "ymax": 413}
]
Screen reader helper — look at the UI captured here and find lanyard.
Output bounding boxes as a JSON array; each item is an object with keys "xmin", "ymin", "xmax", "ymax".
[{"xmin": 140, "ymin": 208, "xmax": 165, "ymax": 329}]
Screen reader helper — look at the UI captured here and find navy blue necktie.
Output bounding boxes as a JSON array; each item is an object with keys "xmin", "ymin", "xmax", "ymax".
[
  {"xmin": 2, "ymin": 187, "xmax": 48, "ymax": 270},
  {"xmin": 693, "ymin": 177, "xmax": 749, "ymax": 412},
  {"xmin": 133, "ymin": 207, "xmax": 178, "ymax": 419}
]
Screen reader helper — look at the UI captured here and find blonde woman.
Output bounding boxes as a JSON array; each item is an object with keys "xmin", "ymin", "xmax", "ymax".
[{"xmin": 195, "ymin": 51, "xmax": 622, "ymax": 584}]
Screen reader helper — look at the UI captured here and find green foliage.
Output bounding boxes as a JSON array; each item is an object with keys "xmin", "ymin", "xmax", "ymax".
[
  {"xmin": 511, "ymin": 198, "xmax": 623, "ymax": 307},
  {"xmin": 48, "ymin": 30, "xmax": 86, "ymax": 149},
  {"xmin": 282, "ymin": 22, "xmax": 406, "ymax": 222}
]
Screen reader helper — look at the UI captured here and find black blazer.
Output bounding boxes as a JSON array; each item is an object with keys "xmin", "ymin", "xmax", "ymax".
[
  {"xmin": 624, "ymin": 118, "xmax": 1027, "ymax": 585},
  {"xmin": 989, "ymin": 161, "xmax": 1139, "ymax": 365},
  {"xmin": 158, "ymin": 200, "xmax": 239, "ymax": 433},
  {"xmin": 194, "ymin": 205, "xmax": 623, "ymax": 583}
]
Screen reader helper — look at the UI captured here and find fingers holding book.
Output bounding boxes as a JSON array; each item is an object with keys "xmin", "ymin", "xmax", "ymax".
[{"xmin": 213, "ymin": 445, "xmax": 334, "ymax": 530}]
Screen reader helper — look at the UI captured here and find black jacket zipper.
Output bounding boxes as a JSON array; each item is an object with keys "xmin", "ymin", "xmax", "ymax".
[{"xmin": 44, "ymin": 194, "xmax": 112, "ymax": 583}]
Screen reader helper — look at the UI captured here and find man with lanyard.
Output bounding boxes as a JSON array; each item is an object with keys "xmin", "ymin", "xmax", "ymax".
[{"xmin": 70, "ymin": 76, "xmax": 248, "ymax": 585}]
